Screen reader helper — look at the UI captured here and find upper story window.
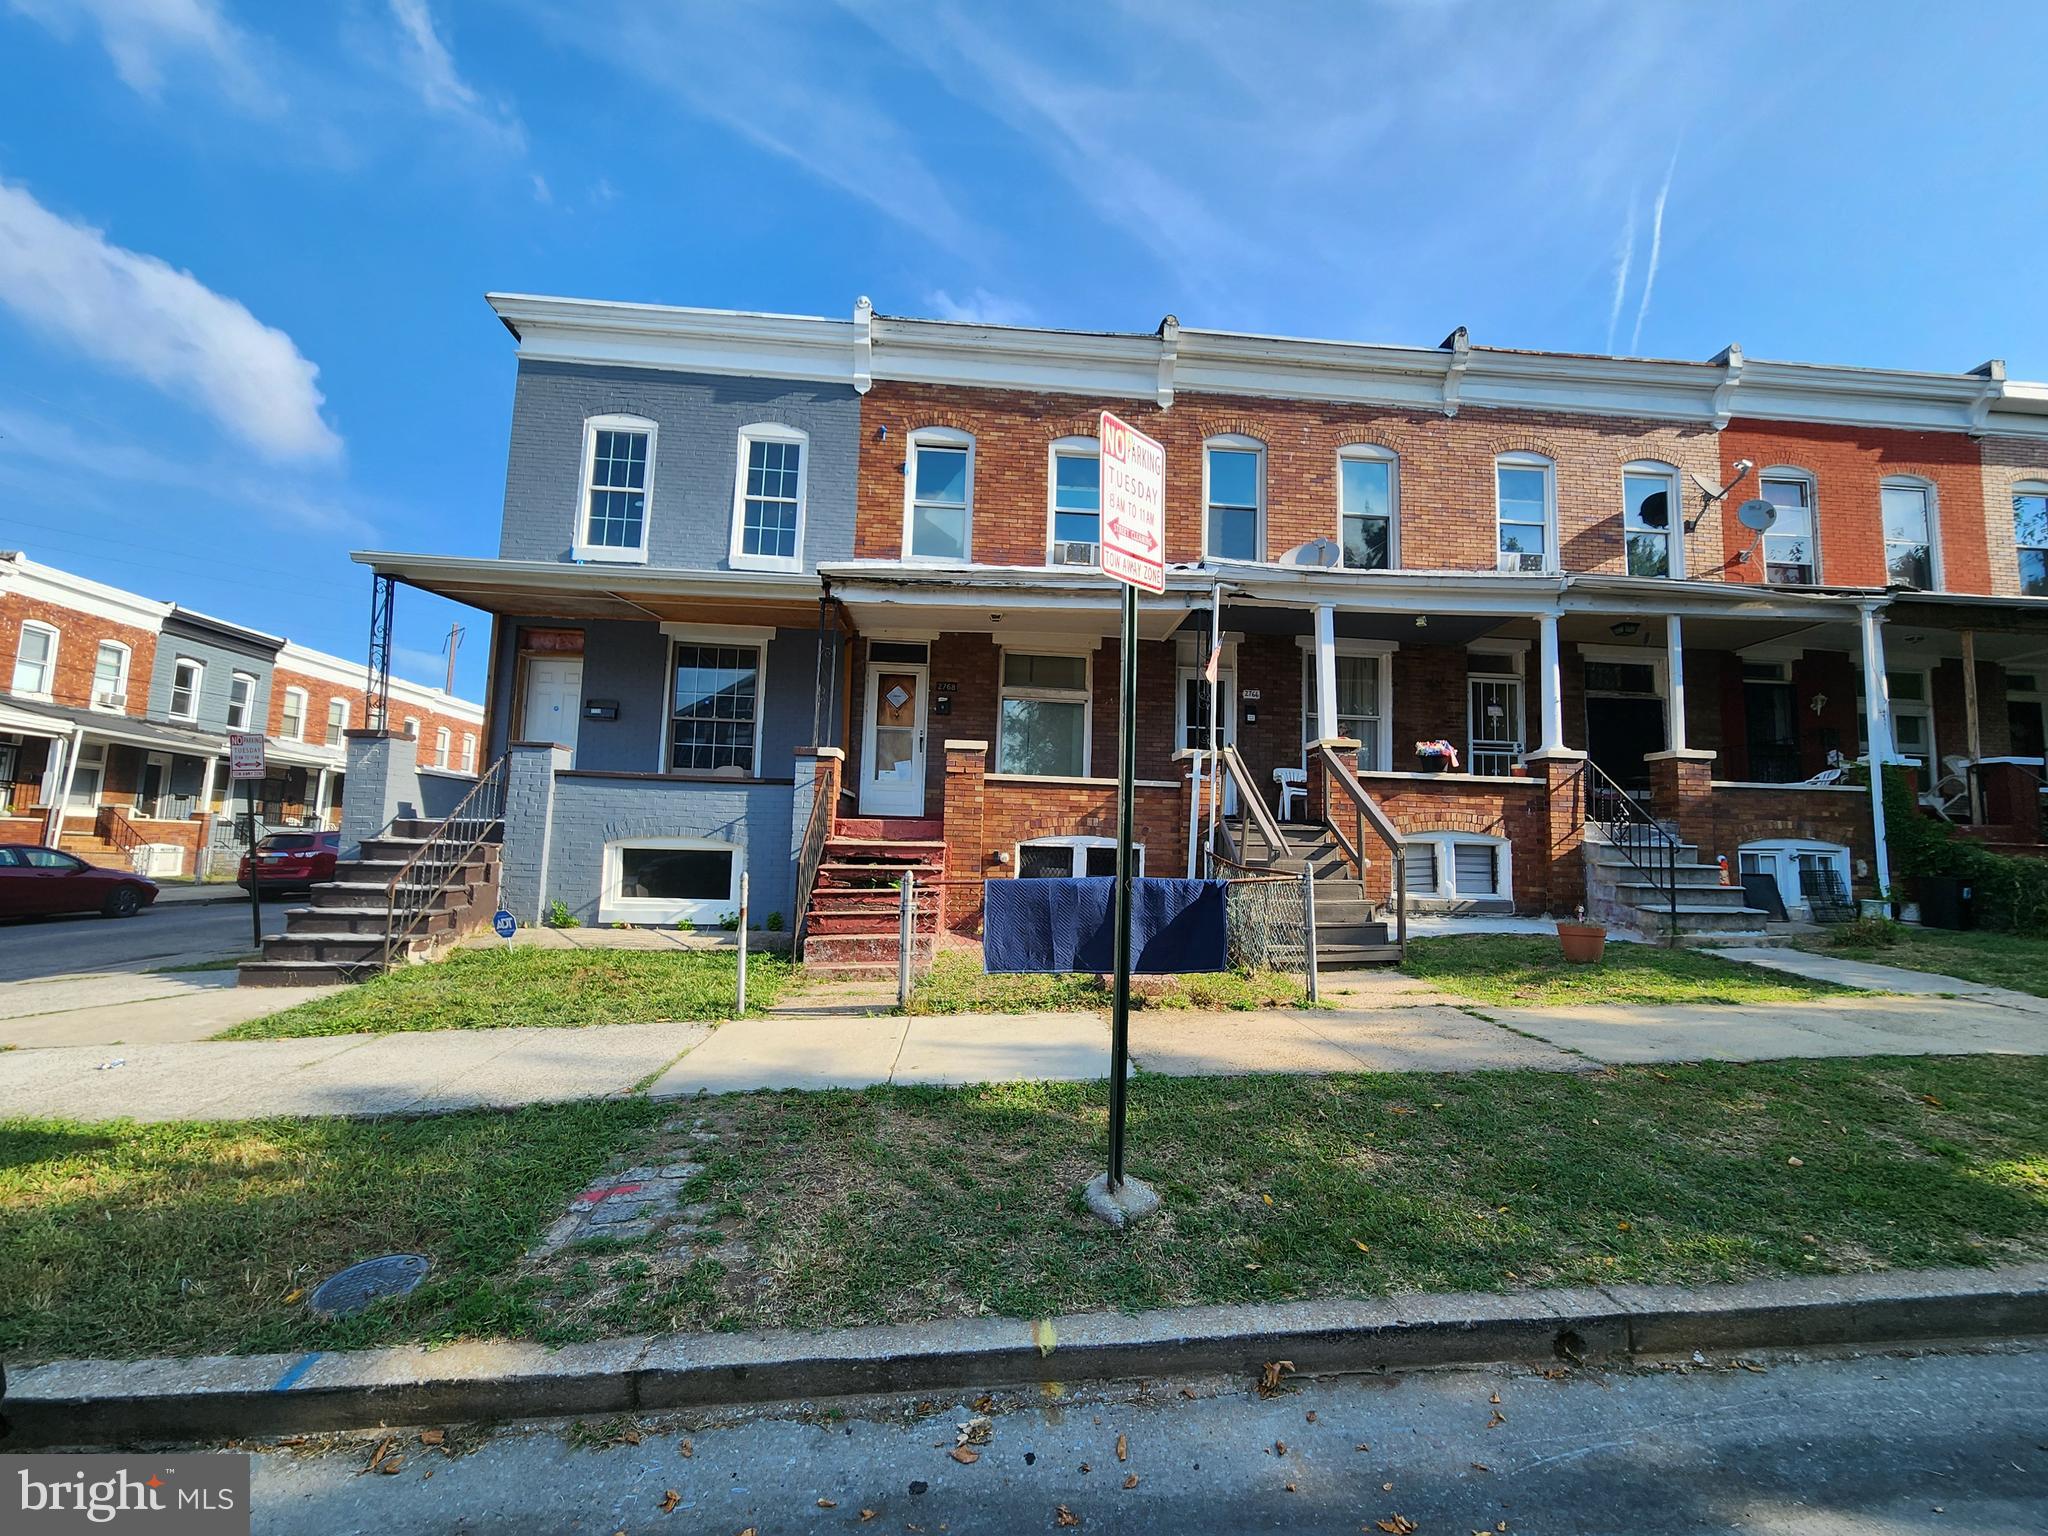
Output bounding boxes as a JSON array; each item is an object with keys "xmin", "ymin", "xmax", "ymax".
[
  {"xmin": 403, "ymin": 715, "xmax": 420, "ymax": 740},
  {"xmin": 1204, "ymin": 437, "xmax": 1264, "ymax": 562},
  {"xmin": 729, "ymin": 423, "xmax": 807, "ymax": 570},
  {"xmin": 226, "ymin": 670, "xmax": 257, "ymax": 729},
  {"xmin": 905, "ymin": 428, "xmax": 973, "ymax": 561},
  {"xmin": 434, "ymin": 726, "xmax": 452, "ymax": 767},
  {"xmin": 1881, "ymin": 478, "xmax": 1937, "ymax": 590},
  {"xmin": 92, "ymin": 641, "xmax": 130, "ymax": 711},
  {"xmin": 1048, "ymin": 436, "xmax": 1101, "ymax": 566},
  {"xmin": 168, "ymin": 657, "xmax": 204, "ymax": 721},
  {"xmin": 1622, "ymin": 462, "xmax": 1679, "ymax": 578},
  {"xmin": 461, "ymin": 732, "xmax": 478, "ymax": 772},
  {"xmin": 1338, "ymin": 446, "xmax": 1396, "ymax": 570},
  {"xmin": 1760, "ymin": 470, "xmax": 1818, "ymax": 583},
  {"xmin": 575, "ymin": 414, "xmax": 656, "ymax": 563},
  {"xmin": 1495, "ymin": 453, "xmax": 1555, "ymax": 573},
  {"xmin": 281, "ymin": 686, "xmax": 308, "ymax": 741},
  {"xmin": 2015, "ymin": 482, "xmax": 2048, "ymax": 597},
  {"xmin": 12, "ymin": 621, "xmax": 57, "ymax": 698},
  {"xmin": 325, "ymin": 697, "xmax": 349, "ymax": 747},
  {"xmin": 997, "ymin": 651, "xmax": 1090, "ymax": 777}
]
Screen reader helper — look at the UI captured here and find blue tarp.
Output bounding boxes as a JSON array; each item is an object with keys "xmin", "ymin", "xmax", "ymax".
[{"xmin": 982, "ymin": 877, "xmax": 1228, "ymax": 974}]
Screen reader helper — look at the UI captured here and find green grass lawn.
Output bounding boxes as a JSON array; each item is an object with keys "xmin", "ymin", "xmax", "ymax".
[
  {"xmin": 1796, "ymin": 926, "xmax": 2048, "ymax": 998},
  {"xmin": 905, "ymin": 949, "xmax": 1311, "ymax": 1014},
  {"xmin": 214, "ymin": 946, "xmax": 794, "ymax": 1039},
  {"xmin": 1401, "ymin": 934, "xmax": 1865, "ymax": 1009},
  {"xmin": 5, "ymin": 1055, "xmax": 2041, "ymax": 1360}
]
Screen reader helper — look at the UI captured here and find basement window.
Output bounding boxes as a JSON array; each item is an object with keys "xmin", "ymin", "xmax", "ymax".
[
  {"xmin": 600, "ymin": 837, "xmax": 740, "ymax": 925},
  {"xmin": 1401, "ymin": 832, "xmax": 1510, "ymax": 901},
  {"xmin": 1017, "ymin": 837, "xmax": 1142, "ymax": 878}
]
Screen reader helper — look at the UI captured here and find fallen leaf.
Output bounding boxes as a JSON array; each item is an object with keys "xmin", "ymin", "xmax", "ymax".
[
  {"xmin": 1919, "ymin": 1093, "xmax": 1944, "ymax": 1108},
  {"xmin": 817, "ymin": 1498, "xmax": 837, "ymax": 1508},
  {"xmin": 1490, "ymin": 1391, "xmax": 1501, "ymax": 1404},
  {"xmin": 419, "ymin": 1429, "xmax": 446, "ymax": 1448},
  {"xmin": 1055, "ymin": 1507, "xmax": 1079, "ymax": 1528},
  {"xmin": 378, "ymin": 1456, "xmax": 405, "ymax": 1476},
  {"xmin": 1471, "ymin": 1461, "xmax": 1491, "ymax": 1472},
  {"xmin": 1284, "ymin": 1482, "xmax": 1298, "ymax": 1492},
  {"xmin": 972, "ymin": 1394, "xmax": 996, "ymax": 1413},
  {"xmin": 1258, "ymin": 1360, "xmax": 1296, "ymax": 1396},
  {"xmin": 1122, "ymin": 1474, "xmax": 1139, "ymax": 1489},
  {"xmin": 1382, "ymin": 1482, "xmax": 1393, "ymax": 1492},
  {"xmin": 956, "ymin": 1417, "xmax": 993, "ymax": 1447},
  {"xmin": 679, "ymin": 1440, "xmax": 694, "ymax": 1458},
  {"xmin": 1617, "ymin": 1220, "xmax": 1632, "ymax": 1231},
  {"xmin": 859, "ymin": 1512, "xmax": 878, "ymax": 1522},
  {"xmin": 1488, "ymin": 1410, "xmax": 1507, "ymax": 1429},
  {"xmin": 283, "ymin": 1288, "xmax": 305, "ymax": 1304},
  {"xmin": 658, "ymin": 1489, "xmax": 680, "ymax": 1514},
  {"xmin": 1245, "ymin": 1261, "xmax": 1262, "ymax": 1270},
  {"xmin": 1116, "ymin": 1434, "xmax": 1128, "ymax": 1462},
  {"xmin": 738, "ymin": 1528, "xmax": 757, "ymax": 1536},
  {"xmin": 361, "ymin": 1436, "xmax": 398, "ymax": 1476},
  {"xmin": 1263, "ymin": 1193, "xmax": 1274, "ymax": 1206},
  {"xmin": 1376, "ymin": 1517, "xmax": 1418, "ymax": 1535},
  {"xmin": 1353, "ymin": 1239, "xmax": 1371, "ymax": 1253},
  {"xmin": 619, "ymin": 1427, "xmax": 643, "ymax": 1446},
  {"xmin": 1787, "ymin": 1156, "xmax": 1804, "ymax": 1167},
  {"xmin": 1274, "ymin": 1440, "xmax": 1287, "ymax": 1456},
  {"xmin": 949, "ymin": 1447, "xmax": 980, "ymax": 1465},
  {"xmin": 1179, "ymin": 1388, "xmax": 1196, "ymax": 1400}
]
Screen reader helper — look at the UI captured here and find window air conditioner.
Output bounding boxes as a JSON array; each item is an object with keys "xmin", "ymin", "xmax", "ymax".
[
  {"xmin": 94, "ymin": 690, "xmax": 127, "ymax": 710},
  {"xmin": 1052, "ymin": 540, "xmax": 1100, "ymax": 567},
  {"xmin": 1497, "ymin": 551, "xmax": 1546, "ymax": 574}
]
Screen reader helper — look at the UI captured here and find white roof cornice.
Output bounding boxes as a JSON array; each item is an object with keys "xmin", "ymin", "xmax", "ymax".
[{"xmin": 0, "ymin": 553, "xmax": 172, "ymax": 630}]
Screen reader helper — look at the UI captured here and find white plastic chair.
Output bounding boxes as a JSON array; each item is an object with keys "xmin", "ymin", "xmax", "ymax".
[
  {"xmin": 1927, "ymin": 755, "xmax": 1973, "ymax": 821},
  {"xmin": 1273, "ymin": 767, "xmax": 1306, "ymax": 821}
]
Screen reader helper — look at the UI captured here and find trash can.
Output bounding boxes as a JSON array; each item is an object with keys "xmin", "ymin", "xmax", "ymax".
[{"xmin": 1915, "ymin": 876, "xmax": 1975, "ymax": 930}]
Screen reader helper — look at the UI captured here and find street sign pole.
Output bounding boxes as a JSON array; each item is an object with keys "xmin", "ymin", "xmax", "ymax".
[
  {"xmin": 1107, "ymin": 578, "xmax": 1137, "ymax": 1190},
  {"xmin": 228, "ymin": 731, "xmax": 268, "ymax": 950},
  {"xmin": 246, "ymin": 781, "xmax": 262, "ymax": 948}
]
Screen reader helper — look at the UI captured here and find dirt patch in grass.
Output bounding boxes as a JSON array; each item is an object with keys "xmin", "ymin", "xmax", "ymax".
[{"xmin": 905, "ymin": 949, "xmax": 1311, "ymax": 1015}]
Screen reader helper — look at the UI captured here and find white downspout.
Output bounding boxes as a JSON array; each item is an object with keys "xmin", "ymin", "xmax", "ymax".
[
  {"xmin": 50, "ymin": 723, "xmax": 85, "ymax": 842},
  {"xmin": 1858, "ymin": 601, "xmax": 1894, "ymax": 902}
]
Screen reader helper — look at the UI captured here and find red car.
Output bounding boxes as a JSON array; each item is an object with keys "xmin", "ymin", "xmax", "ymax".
[
  {"xmin": 0, "ymin": 845, "xmax": 158, "ymax": 919},
  {"xmin": 238, "ymin": 830, "xmax": 341, "ymax": 893}
]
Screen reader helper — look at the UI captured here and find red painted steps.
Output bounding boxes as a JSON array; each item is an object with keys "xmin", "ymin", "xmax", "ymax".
[{"xmin": 800, "ymin": 816, "xmax": 946, "ymax": 974}]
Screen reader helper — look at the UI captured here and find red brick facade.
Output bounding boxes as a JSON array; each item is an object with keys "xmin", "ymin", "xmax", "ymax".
[{"xmin": 0, "ymin": 596, "xmax": 158, "ymax": 718}]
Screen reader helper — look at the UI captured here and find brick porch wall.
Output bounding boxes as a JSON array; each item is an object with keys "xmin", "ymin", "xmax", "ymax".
[
  {"xmin": 1353, "ymin": 771, "xmax": 1553, "ymax": 912},
  {"xmin": 1704, "ymin": 784, "xmax": 1877, "ymax": 899}
]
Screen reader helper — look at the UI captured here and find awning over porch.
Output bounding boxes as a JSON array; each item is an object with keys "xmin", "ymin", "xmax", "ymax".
[
  {"xmin": 0, "ymin": 697, "xmax": 224, "ymax": 756},
  {"xmin": 353, "ymin": 550, "xmax": 825, "ymax": 628}
]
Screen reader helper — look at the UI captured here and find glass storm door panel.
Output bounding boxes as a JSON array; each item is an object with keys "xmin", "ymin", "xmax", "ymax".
[
  {"xmin": 1180, "ymin": 670, "xmax": 1237, "ymax": 813},
  {"xmin": 861, "ymin": 667, "xmax": 927, "ymax": 816}
]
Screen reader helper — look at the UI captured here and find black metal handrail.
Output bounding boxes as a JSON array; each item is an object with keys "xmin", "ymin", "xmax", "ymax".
[
  {"xmin": 1317, "ymin": 742, "xmax": 1407, "ymax": 957},
  {"xmin": 1581, "ymin": 758, "xmax": 1680, "ymax": 940},
  {"xmin": 379, "ymin": 756, "xmax": 508, "ymax": 972},
  {"xmin": 791, "ymin": 766, "xmax": 835, "ymax": 957},
  {"xmin": 1206, "ymin": 744, "xmax": 1293, "ymax": 870}
]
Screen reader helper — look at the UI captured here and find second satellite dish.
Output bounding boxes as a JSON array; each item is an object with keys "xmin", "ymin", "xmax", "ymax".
[{"xmin": 1735, "ymin": 498, "xmax": 1779, "ymax": 532}]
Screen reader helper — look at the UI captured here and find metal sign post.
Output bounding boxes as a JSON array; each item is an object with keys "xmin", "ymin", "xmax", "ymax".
[
  {"xmin": 1088, "ymin": 411, "xmax": 1166, "ymax": 1228},
  {"xmin": 228, "ymin": 732, "xmax": 267, "ymax": 949}
]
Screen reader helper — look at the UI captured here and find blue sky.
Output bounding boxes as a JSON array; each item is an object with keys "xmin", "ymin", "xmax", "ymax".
[{"xmin": 1, "ymin": 1, "xmax": 2043, "ymax": 701}]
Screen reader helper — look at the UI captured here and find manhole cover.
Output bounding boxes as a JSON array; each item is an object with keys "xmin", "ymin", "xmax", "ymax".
[{"xmin": 307, "ymin": 1253, "xmax": 431, "ymax": 1318}]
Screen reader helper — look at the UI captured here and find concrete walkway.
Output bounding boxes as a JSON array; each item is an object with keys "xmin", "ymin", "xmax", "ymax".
[{"xmin": 1716, "ymin": 943, "xmax": 2048, "ymax": 1012}]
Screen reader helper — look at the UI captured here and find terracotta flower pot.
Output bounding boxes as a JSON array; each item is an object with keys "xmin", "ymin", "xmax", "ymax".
[{"xmin": 1556, "ymin": 922, "xmax": 1607, "ymax": 964}]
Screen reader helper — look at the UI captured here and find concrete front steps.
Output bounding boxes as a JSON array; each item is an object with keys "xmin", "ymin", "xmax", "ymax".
[
  {"xmin": 237, "ymin": 819, "xmax": 503, "ymax": 987},
  {"xmin": 1582, "ymin": 832, "xmax": 1772, "ymax": 939},
  {"xmin": 800, "ymin": 817, "xmax": 944, "ymax": 976},
  {"xmin": 1240, "ymin": 820, "xmax": 1400, "ymax": 968}
]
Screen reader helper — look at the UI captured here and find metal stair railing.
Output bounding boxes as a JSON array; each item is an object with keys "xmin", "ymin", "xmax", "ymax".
[
  {"xmin": 1210, "ymin": 745, "xmax": 1293, "ymax": 871},
  {"xmin": 94, "ymin": 804, "xmax": 146, "ymax": 859},
  {"xmin": 791, "ymin": 768, "xmax": 835, "ymax": 958},
  {"xmin": 379, "ymin": 755, "xmax": 509, "ymax": 972},
  {"xmin": 1316, "ymin": 742, "xmax": 1407, "ymax": 958},
  {"xmin": 1580, "ymin": 758, "xmax": 1681, "ymax": 941}
]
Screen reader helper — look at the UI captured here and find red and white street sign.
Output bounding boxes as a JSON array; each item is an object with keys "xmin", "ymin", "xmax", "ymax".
[
  {"xmin": 228, "ymin": 731, "xmax": 267, "ymax": 781},
  {"xmin": 1099, "ymin": 410, "xmax": 1165, "ymax": 594}
]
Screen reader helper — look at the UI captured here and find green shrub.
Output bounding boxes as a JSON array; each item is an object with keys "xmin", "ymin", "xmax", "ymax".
[
  {"xmin": 764, "ymin": 911, "xmax": 785, "ymax": 932},
  {"xmin": 543, "ymin": 898, "xmax": 580, "ymax": 929},
  {"xmin": 1828, "ymin": 915, "xmax": 1905, "ymax": 949},
  {"xmin": 1881, "ymin": 767, "xmax": 2048, "ymax": 934}
]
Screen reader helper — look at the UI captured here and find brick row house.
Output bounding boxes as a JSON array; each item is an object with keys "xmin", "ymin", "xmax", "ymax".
[
  {"xmin": 0, "ymin": 552, "xmax": 483, "ymax": 876},
  {"xmin": 354, "ymin": 295, "xmax": 2048, "ymax": 961}
]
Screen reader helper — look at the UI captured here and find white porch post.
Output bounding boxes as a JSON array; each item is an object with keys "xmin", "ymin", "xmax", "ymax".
[
  {"xmin": 51, "ymin": 724, "xmax": 86, "ymax": 840},
  {"xmin": 1961, "ymin": 628, "xmax": 1983, "ymax": 822},
  {"xmin": 1858, "ymin": 601, "xmax": 1894, "ymax": 901},
  {"xmin": 313, "ymin": 766, "xmax": 331, "ymax": 824},
  {"xmin": 1535, "ymin": 611, "xmax": 1565, "ymax": 754},
  {"xmin": 1664, "ymin": 614, "xmax": 1688, "ymax": 753},
  {"xmin": 196, "ymin": 753, "xmax": 220, "ymax": 878},
  {"xmin": 1313, "ymin": 602, "xmax": 1339, "ymax": 742}
]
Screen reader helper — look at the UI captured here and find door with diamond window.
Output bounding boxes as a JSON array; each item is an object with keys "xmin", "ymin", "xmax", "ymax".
[{"xmin": 861, "ymin": 666, "xmax": 928, "ymax": 815}]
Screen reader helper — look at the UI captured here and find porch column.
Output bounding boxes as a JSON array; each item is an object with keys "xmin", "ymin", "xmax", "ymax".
[
  {"xmin": 1665, "ymin": 614, "xmax": 1687, "ymax": 753},
  {"xmin": 1535, "ymin": 611, "xmax": 1565, "ymax": 753},
  {"xmin": 195, "ymin": 754, "xmax": 220, "ymax": 878},
  {"xmin": 313, "ymin": 766, "xmax": 331, "ymax": 824},
  {"xmin": 941, "ymin": 740, "xmax": 988, "ymax": 932},
  {"xmin": 1961, "ymin": 629, "xmax": 1983, "ymax": 822},
  {"xmin": 1312, "ymin": 602, "xmax": 1339, "ymax": 743},
  {"xmin": 1645, "ymin": 612, "xmax": 1716, "ymax": 848},
  {"xmin": 1858, "ymin": 601, "xmax": 1894, "ymax": 902},
  {"xmin": 49, "ymin": 724, "xmax": 85, "ymax": 843}
]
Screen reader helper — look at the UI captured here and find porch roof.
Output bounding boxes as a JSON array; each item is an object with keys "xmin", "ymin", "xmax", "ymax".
[
  {"xmin": 0, "ymin": 698, "xmax": 223, "ymax": 756},
  {"xmin": 352, "ymin": 551, "xmax": 825, "ymax": 628}
]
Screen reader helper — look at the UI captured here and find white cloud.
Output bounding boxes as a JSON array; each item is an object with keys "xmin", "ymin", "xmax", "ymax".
[
  {"xmin": 1604, "ymin": 195, "xmax": 1636, "ymax": 355},
  {"xmin": 924, "ymin": 288, "xmax": 1036, "ymax": 327},
  {"xmin": 9, "ymin": 0, "xmax": 280, "ymax": 111},
  {"xmin": 1628, "ymin": 154, "xmax": 1678, "ymax": 355},
  {"xmin": 386, "ymin": 0, "xmax": 526, "ymax": 151},
  {"xmin": 0, "ymin": 181, "xmax": 341, "ymax": 461}
]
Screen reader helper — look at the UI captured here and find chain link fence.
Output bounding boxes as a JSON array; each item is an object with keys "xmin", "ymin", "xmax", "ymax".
[{"xmin": 1223, "ymin": 873, "xmax": 1313, "ymax": 987}]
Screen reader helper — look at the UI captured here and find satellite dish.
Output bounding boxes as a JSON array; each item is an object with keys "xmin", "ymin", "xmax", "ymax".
[
  {"xmin": 1279, "ymin": 536, "xmax": 1341, "ymax": 569},
  {"xmin": 1735, "ymin": 498, "xmax": 1779, "ymax": 533}
]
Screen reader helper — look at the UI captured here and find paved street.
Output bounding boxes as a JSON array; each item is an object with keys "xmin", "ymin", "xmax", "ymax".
[
  {"xmin": 248, "ymin": 1345, "xmax": 2047, "ymax": 1534},
  {"xmin": 0, "ymin": 897, "xmax": 251, "ymax": 983}
]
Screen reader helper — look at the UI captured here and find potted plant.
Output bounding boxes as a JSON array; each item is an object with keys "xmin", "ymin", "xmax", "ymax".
[
  {"xmin": 1556, "ymin": 903, "xmax": 1607, "ymax": 963},
  {"xmin": 1414, "ymin": 739, "xmax": 1460, "ymax": 774}
]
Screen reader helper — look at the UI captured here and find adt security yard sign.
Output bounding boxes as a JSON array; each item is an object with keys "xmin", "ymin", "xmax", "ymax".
[
  {"xmin": 1099, "ymin": 410, "xmax": 1165, "ymax": 594},
  {"xmin": 493, "ymin": 909, "xmax": 518, "ymax": 940}
]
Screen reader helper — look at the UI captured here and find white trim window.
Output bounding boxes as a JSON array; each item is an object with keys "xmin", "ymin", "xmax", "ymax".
[
  {"xmin": 12, "ymin": 621, "xmax": 57, "ymax": 698},
  {"xmin": 461, "ymin": 732, "xmax": 478, "ymax": 772},
  {"xmin": 1858, "ymin": 667, "xmax": 1935, "ymax": 778},
  {"xmin": 1759, "ymin": 469, "xmax": 1818, "ymax": 584},
  {"xmin": 1622, "ymin": 461, "xmax": 1680, "ymax": 578},
  {"xmin": 225, "ymin": 669, "xmax": 257, "ymax": 729},
  {"xmin": 1402, "ymin": 832, "xmax": 1512, "ymax": 902},
  {"xmin": 281, "ymin": 686, "xmax": 308, "ymax": 741},
  {"xmin": 403, "ymin": 715, "xmax": 420, "ymax": 740},
  {"xmin": 904, "ymin": 427, "xmax": 973, "ymax": 561},
  {"xmin": 600, "ymin": 836, "xmax": 742, "ymax": 926},
  {"xmin": 169, "ymin": 657, "xmax": 204, "ymax": 721},
  {"xmin": 1300, "ymin": 647, "xmax": 1392, "ymax": 771},
  {"xmin": 434, "ymin": 725, "xmax": 451, "ymax": 767},
  {"xmin": 997, "ymin": 651, "xmax": 1091, "ymax": 777},
  {"xmin": 1017, "ymin": 837, "xmax": 1141, "ymax": 878},
  {"xmin": 1881, "ymin": 477, "xmax": 1937, "ymax": 590},
  {"xmin": 91, "ymin": 640, "xmax": 131, "ymax": 711},
  {"xmin": 1047, "ymin": 435, "xmax": 1101, "ymax": 566},
  {"xmin": 1739, "ymin": 840, "xmax": 1851, "ymax": 920},
  {"xmin": 668, "ymin": 641, "xmax": 764, "ymax": 774},
  {"xmin": 2014, "ymin": 481, "xmax": 2048, "ymax": 598},
  {"xmin": 1338, "ymin": 445, "xmax": 1397, "ymax": 570},
  {"xmin": 1495, "ymin": 453, "xmax": 1555, "ymax": 573},
  {"xmin": 574, "ymin": 414, "xmax": 656, "ymax": 562},
  {"xmin": 323, "ymin": 697, "xmax": 349, "ymax": 746},
  {"xmin": 729, "ymin": 422, "xmax": 808, "ymax": 570},
  {"xmin": 1204, "ymin": 436, "xmax": 1264, "ymax": 562}
]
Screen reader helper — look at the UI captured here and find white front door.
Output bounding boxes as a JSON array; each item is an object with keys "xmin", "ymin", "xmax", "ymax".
[
  {"xmin": 522, "ymin": 658, "xmax": 583, "ymax": 766},
  {"xmin": 1179, "ymin": 667, "xmax": 1238, "ymax": 813},
  {"xmin": 861, "ymin": 664, "xmax": 928, "ymax": 816}
]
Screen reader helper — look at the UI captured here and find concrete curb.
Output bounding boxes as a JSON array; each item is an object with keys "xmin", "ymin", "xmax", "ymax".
[{"xmin": 7, "ymin": 1263, "xmax": 2045, "ymax": 1448}]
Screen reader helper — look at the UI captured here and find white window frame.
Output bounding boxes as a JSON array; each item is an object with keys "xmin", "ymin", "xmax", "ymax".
[
  {"xmin": 325, "ymin": 696, "xmax": 350, "ymax": 747},
  {"xmin": 1738, "ymin": 839, "xmax": 1851, "ymax": 921},
  {"xmin": 1401, "ymin": 831, "xmax": 1513, "ymax": 903},
  {"xmin": 432, "ymin": 725, "xmax": 451, "ymax": 767},
  {"xmin": 1621, "ymin": 459, "xmax": 1683, "ymax": 579},
  {"xmin": 461, "ymin": 732, "xmax": 477, "ymax": 772},
  {"xmin": 1046, "ymin": 434, "xmax": 1102, "ymax": 566},
  {"xmin": 1336, "ymin": 443, "xmax": 1399, "ymax": 570},
  {"xmin": 168, "ymin": 656, "xmax": 204, "ymax": 722},
  {"xmin": 727, "ymin": 421, "xmax": 809, "ymax": 572},
  {"xmin": 1494, "ymin": 452, "xmax": 1557, "ymax": 574},
  {"xmin": 403, "ymin": 715, "xmax": 420, "ymax": 740},
  {"xmin": 1858, "ymin": 666, "xmax": 1937, "ymax": 774},
  {"xmin": 1755, "ymin": 467, "xmax": 1819, "ymax": 584},
  {"xmin": 1015, "ymin": 836, "xmax": 1143, "ymax": 878},
  {"xmin": 573, "ymin": 412, "xmax": 657, "ymax": 564},
  {"xmin": 12, "ymin": 620, "xmax": 58, "ymax": 699},
  {"xmin": 1298, "ymin": 640, "xmax": 1395, "ymax": 772},
  {"xmin": 902, "ymin": 426, "xmax": 975, "ymax": 563},
  {"xmin": 664, "ymin": 630, "xmax": 769, "ymax": 776},
  {"xmin": 996, "ymin": 647, "xmax": 1093, "ymax": 777},
  {"xmin": 281, "ymin": 686, "xmax": 308, "ymax": 742},
  {"xmin": 225, "ymin": 669, "xmax": 258, "ymax": 730},
  {"xmin": 599, "ymin": 835, "xmax": 742, "ymax": 926},
  {"xmin": 1880, "ymin": 475, "xmax": 1940, "ymax": 591},
  {"xmin": 1203, "ymin": 434, "xmax": 1266, "ymax": 563},
  {"xmin": 2014, "ymin": 480, "xmax": 2048, "ymax": 598},
  {"xmin": 90, "ymin": 639, "xmax": 131, "ymax": 712}
]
